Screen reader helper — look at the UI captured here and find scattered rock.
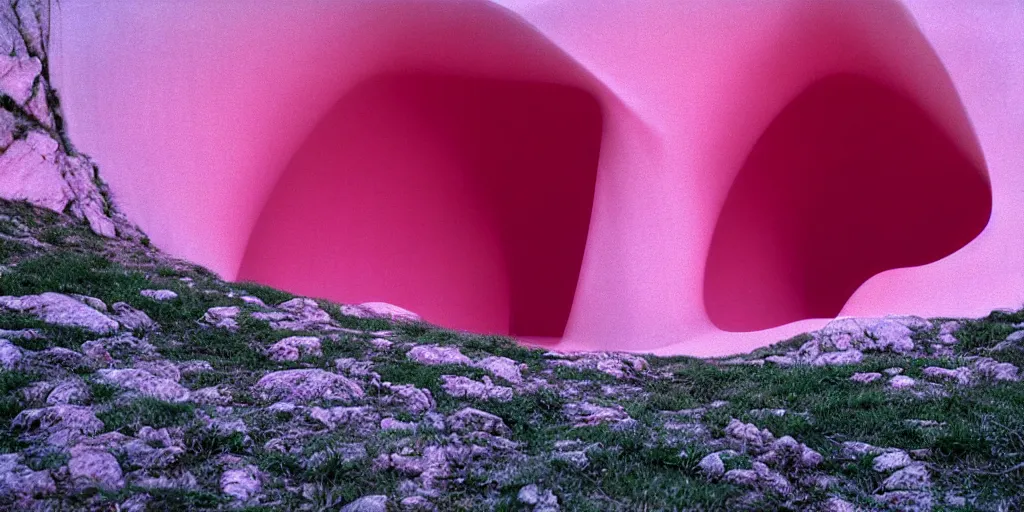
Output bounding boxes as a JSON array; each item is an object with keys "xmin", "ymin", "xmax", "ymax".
[
  {"xmin": 406, "ymin": 345, "xmax": 472, "ymax": 366},
  {"xmin": 140, "ymin": 289, "xmax": 178, "ymax": 301},
  {"xmin": 341, "ymin": 494, "xmax": 388, "ymax": 512},
  {"xmin": 447, "ymin": 407, "xmax": 511, "ymax": 436},
  {"xmin": 0, "ymin": 339, "xmax": 23, "ymax": 369},
  {"xmin": 266, "ymin": 336, "xmax": 322, "ymax": 362},
  {"xmin": 850, "ymin": 372, "xmax": 882, "ymax": 384},
  {"xmin": 220, "ymin": 465, "xmax": 262, "ymax": 502},
  {"xmin": 68, "ymin": 444, "xmax": 124, "ymax": 491},
  {"xmin": 0, "ymin": 293, "xmax": 119, "ymax": 333},
  {"xmin": 46, "ymin": 379, "xmax": 90, "ymax": 405},
  {"xmin": 873, "ymin": 450, "xmax": 912, "ymax": 472},
  {"xmin": 441, "ymin": 375, "xmax": 513, "ymax": 402},
  {"xmin": 518, "ymin": 484, "xmax": 559, "ymax": 512},
  {"xmin": 698, "ymin": 452, "xmax": 725, "ymax": 478},
  {"xmin": 253, "ymin": 369, "xmax": 363, "ymax": 402},
  {"xmin": 563, "ymin": 402, "xmax": 633, "ymax": 428},
  {"xmin": 12, "ymin": 405, "xmax": 103, "ymax": 446},
  {"xmin": 474, "ymin": 356, "xmax": 526, "ymax": 384},
  {"xmin": 309, "ymin": 406, "xmax": 379, "ymax": 431},
  {"xmin": 822, "ymin": 496, "xmax": 859, "ymax": 512},
  {"xmin": 724, "ymin": 419, "xmax": 774, "ymax": 448},
  {"xmin": 109, "ymin": 302, "xmax": 157, "ymax": 331},
  {"xmin": 970, "ymin": 357, "xmax": 1020, "ymax": 382},
  {"xmin": 922, "ymin": 366, "xmax": 972, "ymax": 385},
  {"xmin": 190, "ymin": 386, "xmax": 233, "ymax": 406},
  {"xmin": 550, "ymin": 352, "xmax": 648, "ymax": 379},
  {"xmin": 380, "ymin": 383, "xmax": 435, "ymax": 414},
  {"xmin": 342, "ymin": 302, "xmax": 420, "ymax": 322},
  {"xmin": 882, "ymin": 463, "xmax": 930, "ymax": 491},
  {"xmin": 202, "ymin": 306, "xmax": 240, "ymax": 329},
  {"xmin": 888, "ymin": 376, "xmax": 916, "ymax": 389},
  {"xmin": 0, "ymin": 453, "xmax": 56, "ymax": 501},
  {"xmin": 812, "ymin": 349, "xmax": 863, "ymax": 366},
  {"xmin": 96, "ymin": 368, "xmax": 190, "ymax": 402},
  {"xmin": 875, "ymin": 490, "xmax": 933, "ymax": 511},
  {"xmin": 135, "ymin": 359, "xmax": 182, "ymax": 382}
]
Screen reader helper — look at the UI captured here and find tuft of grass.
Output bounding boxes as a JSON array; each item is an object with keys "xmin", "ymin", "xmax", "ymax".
[{"xmin": 96, "ymin": 397, "xmax": 195, "ymax": 435}]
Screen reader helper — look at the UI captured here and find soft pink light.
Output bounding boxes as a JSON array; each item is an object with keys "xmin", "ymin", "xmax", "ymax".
[{"xmin": 52, "ymin": 0, "xmax": 1024, "ymax": 356}]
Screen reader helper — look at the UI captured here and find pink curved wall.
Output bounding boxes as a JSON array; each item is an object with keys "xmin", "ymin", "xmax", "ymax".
[{"xmin": 52, "ymin": 0, "xmax": 1024, "ymax": 356}]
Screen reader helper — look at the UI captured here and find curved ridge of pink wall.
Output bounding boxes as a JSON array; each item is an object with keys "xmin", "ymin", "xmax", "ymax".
[{"xmin": 52, "ymin": 0, "xmax": 1024, "ymax": 356}]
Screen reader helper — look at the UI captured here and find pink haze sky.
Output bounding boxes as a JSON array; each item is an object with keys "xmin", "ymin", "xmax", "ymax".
[{"xmin": 51, "ymin": 0, "xmax": 1024, "ymax": 356}]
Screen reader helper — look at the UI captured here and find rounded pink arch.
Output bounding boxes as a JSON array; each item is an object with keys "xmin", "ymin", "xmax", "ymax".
[{"xmin": 53, "ymin": 0, "xmax": 1024, "ymax": 356}]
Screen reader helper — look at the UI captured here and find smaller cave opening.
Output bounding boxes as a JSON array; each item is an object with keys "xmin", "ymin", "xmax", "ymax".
[
  {"xmin": 704, "ymin": 73, "xmax": 992, "ymax": 332},
  {"xmin": 237, "ymin": 73, "xmax": 604, "ymax": 337}
]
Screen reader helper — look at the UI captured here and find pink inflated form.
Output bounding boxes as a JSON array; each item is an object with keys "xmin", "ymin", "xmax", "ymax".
[{"xmin": 52, "ymin": 0, "xmax": 1024, "ymax": 356}]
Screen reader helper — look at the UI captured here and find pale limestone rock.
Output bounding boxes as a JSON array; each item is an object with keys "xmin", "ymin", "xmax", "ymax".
[
  {"xmin": 873, "ymin": 450, "xmax": 912, "ymax": 472},
  {"xmin": 141, "ymin": 289, "xmax": 178, "ymax": 301},
  {"xmin": 874, "ymin": 491, "xmax": 933, "ymax": 511},
  {"xmin": 517, "ymin": 484, "xmax": 559, "ymax": 511},
  {"xmin": 889, "ymin": 375, "xmax": 916, "ymax": 389},
  {"xmin": 922, "ymin": 366, "xmax": 972, "ymax": 385},
  {"xmin": 220, "ymin": 465, "xmax": 261, "ymax": 502},
  {"xmin": 110, "ymin": 302, "xmax": 157, "ymax": 331},
  {"xmin": 882, "ymin": 463, "xmax": 931, "ymax": 491},
  {"xmin": 563, "ymin": 402, "xmax": 632, "ymax": 428},
  {"xmin": 266, "ymin": 336, "xmax": 321, "ymax": 362},
  {"xmin": 0, "ymin": 292, "xmax": 118, "ymax": 333},
  {"xmin": 202, "ymin": 306, "xmax": 240, "ymax": 329},
  {"xmin": 135, "ymin": 359, "xmax": 181, "ymax": 382},
  {"xmin": 190, "ymin": 386, "xmax": 232, "ymax": 406},
  {"xmin": 12, "ymin": 404, "xmax": 103, "ymax": 445},
  {"xmin": 812, "ymin": 349, "xmax": 863, "ymax": 366},
  {"xmin": 0, "ymin": 339, "xmax": 23, "ymax": 369},
  {"xmin": 277, "ymin": 298, "xmax": 332, "ymax": 323},
  {"xmin": 380, "ymin": 418, "xmax": 417, "ymax": 431},
  {"xmin": 474, "ymin": 356, "xmax": 526, "ymax": 384},
  {"xmin": 971, "ymin": 357, "xmax": 1020, "ymax": 382},
  {"xmin": 724, "ymin": 419, "xmax": 774, "ymax": 447},
  {"xmin": 850, "ymin": 372, "xmax": 882, "ymax": 383},
  {"xmin": 341, "ymin": 495, "xmax": 388, "ymax": 512},
  {"xmin": 254, "ymin": 369, "xmax": 363, "ymax": 403},
  {"xmin": 46, "ymin": 379, "xmax": 90, "ymax": 405},
  {"xmin": 0, "ymin": 453, "xmax": 56, "ymax": 500},
  {"xmin": 447, "ymin": 407, "xmax": 511, "ymax": 436},
  {"xmin": 69, "ymin": 445, "xmax": 124, "ymax": 491},
  {"xmin": 441, "ymin": 375, "xmax": 513, "ymax": 402},
  {"xmin": 308, "ymin": 406, "xmax": 379, "ymax": 431},
  {"xmin": 380, "ymin": 382, "xmax": 435, "ymax": 414},
  {"xmin": 342, "ymin": 302, "xmax": 419, "ymax": 322},
  {"xmin": 407, "ymin": 345, "xmax": 471, "ymax": 366},
  {"xmin": 698, "ymin": 452, "xmax": 725, "ymax": 478},
  {"xmin": 96, "ymin": 368, "xmax": 190, "ymax": 402}
]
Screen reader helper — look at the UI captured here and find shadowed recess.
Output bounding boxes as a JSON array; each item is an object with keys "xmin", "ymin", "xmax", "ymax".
[
  {"xmin": 237, "ymin": 73, "xmax": 603, "ymax": 337},
  {"xmin": 705, "ymin": 73, "xmax": 992, "ymax": 332}
]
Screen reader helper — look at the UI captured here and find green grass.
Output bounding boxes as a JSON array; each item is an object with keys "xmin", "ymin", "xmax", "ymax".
[{"xmin": 96, "ymin": 397, "xmax": 196, "ymax": 435}]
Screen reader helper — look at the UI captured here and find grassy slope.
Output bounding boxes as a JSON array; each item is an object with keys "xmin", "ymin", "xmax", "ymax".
[{"xmin": 1, "ymin": 199, "xmax": 1023, "ymax": 511}]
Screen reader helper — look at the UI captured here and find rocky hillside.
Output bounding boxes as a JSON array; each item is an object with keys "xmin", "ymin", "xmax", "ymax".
[{"xmin": 0, "ymin": 199, "xmax": 1022, "ymax": 512}]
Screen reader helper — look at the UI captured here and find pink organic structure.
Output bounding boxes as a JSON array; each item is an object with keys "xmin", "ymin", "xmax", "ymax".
[{"xmin": 52, "ymin": 0, "xmax": 1024, "ymax": 355}]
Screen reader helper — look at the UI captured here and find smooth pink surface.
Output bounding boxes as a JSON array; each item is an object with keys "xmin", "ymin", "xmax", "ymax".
[{"xmin": 52, "ymin": 0, "xmax": 1024, "ymax": 356}]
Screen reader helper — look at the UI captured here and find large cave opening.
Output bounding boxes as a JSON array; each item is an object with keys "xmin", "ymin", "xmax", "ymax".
[
  {"xmin": 704, "ymin": 73, "xmax": 992, "ymax": 332},
  {"xmin": 237, "ymin": 73, "xmax": 603, "ymax": 337}
]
